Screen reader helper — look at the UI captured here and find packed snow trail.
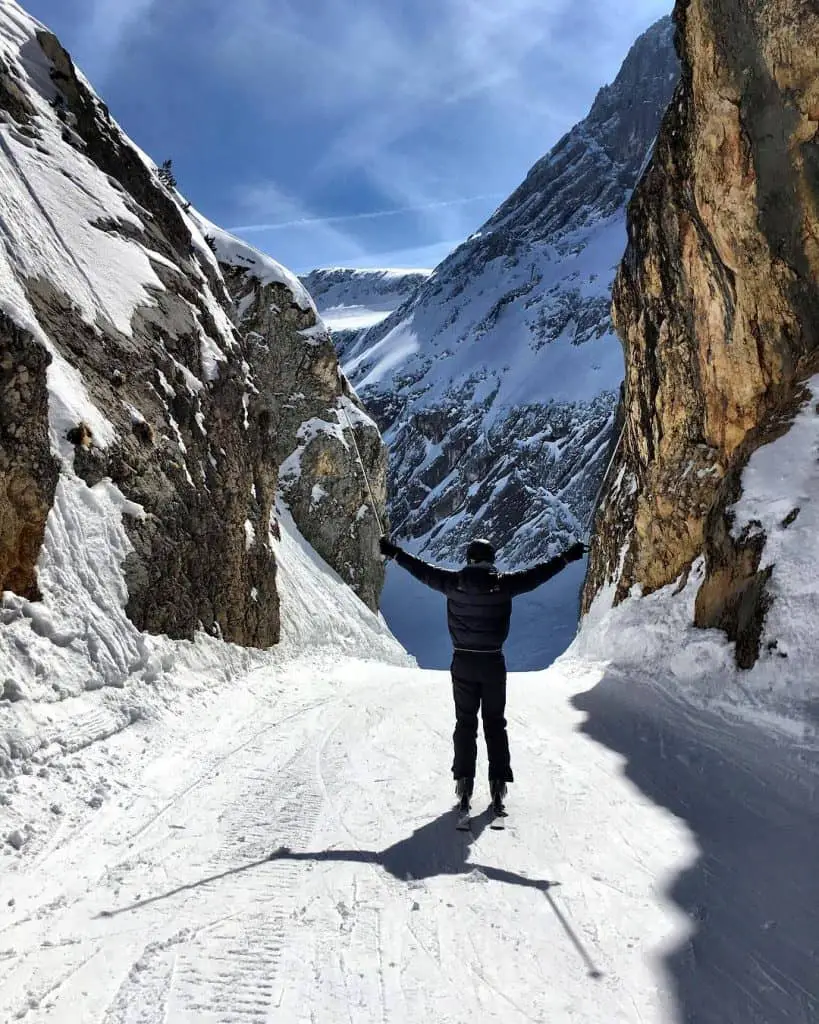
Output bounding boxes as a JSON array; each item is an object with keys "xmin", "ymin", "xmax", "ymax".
[{"xmin": 1, "ymin": 653, "xmax": 817, "ymax": 1023}]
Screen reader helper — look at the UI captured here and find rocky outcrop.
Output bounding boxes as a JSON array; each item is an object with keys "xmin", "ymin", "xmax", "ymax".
[
  {"xmin": 336, "ymin": 19, "xmax": 678, "ymax": 568},
  {"xmin": 584, "ymin": 0, "xmax": 819, "ymax": 666},
  {"xmin": 0, "ymin": 5, "xmax": 386, "ymax": 661},
  {"xmin": 0, "ymin": 314, "xmax": 59, "ymax": 600},
  {"xmin": 221, "ymin": 256, "xmax": 386, "ymax": 611}
]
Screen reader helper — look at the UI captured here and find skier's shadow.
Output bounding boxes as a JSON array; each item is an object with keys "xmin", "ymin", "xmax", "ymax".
[
  {"xmin": 269, "ymin": 809, "xmax": 601, "ymax": 978},
  {"xmin": 269, "ymin": 806, "xmax": 554, "ymax": 891},
  {"xmin": 97, "ymin": 808, "xmax": 601, "ymax": 977}
]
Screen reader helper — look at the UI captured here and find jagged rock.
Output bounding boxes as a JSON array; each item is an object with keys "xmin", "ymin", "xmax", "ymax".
[
  {"xmin": 327, "ymin": 19, "xmax": 678, "ymax": 568},
  {"xmin": 0, "ymin": 315, "xmax": 60, "ymax": 601},
  {"xmin": 584, "ymin": 0, "xmax": 819, "ymax": 667},
  {"xmin": 220, "ymin": 257, "xmax": 387, "ymax": 611},
  {"xmin": 0, "ymin": 7, "xmax": 387, "ymax": 661}
]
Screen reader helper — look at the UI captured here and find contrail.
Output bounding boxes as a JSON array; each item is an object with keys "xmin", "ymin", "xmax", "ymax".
[{"xmin": 230, "ymin": 193, "xmax": 505, "ymax": 233}]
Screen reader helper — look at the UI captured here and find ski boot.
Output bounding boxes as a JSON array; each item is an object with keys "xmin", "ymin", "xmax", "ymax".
[
  {"xmin": 455, "ymin": 777, "xmax": 473, "ymax": 813},
  {"xmin": 489, "ymin": 779, "xmax": 507, "ymax": 817}
]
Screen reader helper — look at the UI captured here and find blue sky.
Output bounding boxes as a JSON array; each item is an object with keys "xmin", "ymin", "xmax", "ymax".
[{"xmin": 26, "ymin": 0, "xmax": 671, "ymax": 273}]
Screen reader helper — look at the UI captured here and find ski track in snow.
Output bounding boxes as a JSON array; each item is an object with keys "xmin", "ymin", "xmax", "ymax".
[
  {"xmin": 1, "ymin": 654, "xmax": 699, "ymax": 1024},
  {"xmin": 2, "ymin": 652, "xmax": 818, "ymax": 1023}
]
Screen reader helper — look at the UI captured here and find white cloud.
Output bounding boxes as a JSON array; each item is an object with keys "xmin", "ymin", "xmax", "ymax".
[
  {"xmin": 211, "ymin": 0, "xmax": 671, "ymax": 270},
  {"xmin": 73, "ymin": 0, "xmax": 157, "ymax": 84},
  {"xmin": 209, "ymin": 1, "xmax": 670, "ymax": 204},
  {"xmin": 231, "ymin": 180, "xmax": 369, "ymax": 268},
  {"xmin": 230, "ymin": 193, "xmax": 504, "ymax": 234}
]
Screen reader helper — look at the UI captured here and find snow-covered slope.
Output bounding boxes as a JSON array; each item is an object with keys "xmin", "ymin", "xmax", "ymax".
[
  {"xmin": 0, "ymin": 0, "xmax": 395, "ymax": 766},
  {"xmin": 301, "ymin": 267, "xmax": 432, "ymax": 355},
  {"xmin": 4, "ymin": 616, "xmax": 818, "ymax": 1022},
  {"xmin": 341, "ymin": 18, "xmax": 678, "ymax": 572}
]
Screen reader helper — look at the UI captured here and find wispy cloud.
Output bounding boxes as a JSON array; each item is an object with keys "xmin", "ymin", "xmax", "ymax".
[
  {"xmin": 230, "ymin": 194, "xmax": 505, "ymax": 234},
  {"xmin": 232, "ymin": 180, "xmax": 369, "ymax": 269},
  {"xmin": 72, "ymin": 0, "xmax": 157, "ymax": 84},
  {"xmin": 208, "ymin": 0, "xmax": 670, "ymax": 245},
  {"xmin": 102, "ymin": 0, "xmax": 669, "ymax": 269}
]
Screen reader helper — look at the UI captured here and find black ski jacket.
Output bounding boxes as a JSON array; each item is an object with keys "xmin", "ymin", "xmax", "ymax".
[{"xmin": 391, "ymin": 548, "xmax": 575, "ymax": 655}]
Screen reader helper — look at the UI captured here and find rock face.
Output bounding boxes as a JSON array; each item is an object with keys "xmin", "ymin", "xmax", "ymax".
[
  {"xmin": 218, "ymin": 247, "xmax": 388, "ymax": 611},
  {"xmin": 0, "ymin": 4, "xmax": 386, "ymax": 658},
  {"xmin": 336, "ymin": 19, "xmax": 678, "ymax": 568},
  {"xmin": 0, "ymin": 314, "xmax": 59, "ymax": 601},
  {"xmin": 584, "ymin": 0, "xmax": 819, "ymax": 667}
]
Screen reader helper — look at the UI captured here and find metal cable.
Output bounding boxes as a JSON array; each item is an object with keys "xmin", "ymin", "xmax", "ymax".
[
  {"xmin": 340, "ymin": 402, "xmax": 384, "ymax": 536},
  {"xmin": 583, "ymin": 424, "xmax": 626, "ymax": 538}
]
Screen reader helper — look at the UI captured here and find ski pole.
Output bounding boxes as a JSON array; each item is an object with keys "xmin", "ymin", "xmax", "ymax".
[{"xmin": 340, "ymin": 402, "xmax": 385, "ymax": 536}]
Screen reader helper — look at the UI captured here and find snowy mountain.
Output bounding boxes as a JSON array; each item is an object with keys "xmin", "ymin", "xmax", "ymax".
[
  {"xmin": 0, "ymin": 0, "xmax": 395, "ymax": 765},
  {"xmin": 300, "ymin": 267, "xmax": 431, "ymax": 356},
  {"xmin": 338, "ymin": 18, "xmax": 679, "ymax": 571},
  {"xmin": 1, "ymin": 4, "xmax": 818, "ymax": 1022}
]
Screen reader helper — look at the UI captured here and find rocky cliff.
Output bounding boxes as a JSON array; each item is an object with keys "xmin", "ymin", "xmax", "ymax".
[
  {"xmin": 336, "ymin": 18, "xmax": 678, "ymax": 569},
  {"xmin": 584, "ymin": 0, "xmax": 819, "ymax": 668},
  {"xmin": 0, "ymin": 0, "xmax": 386, "ymax": 675}
]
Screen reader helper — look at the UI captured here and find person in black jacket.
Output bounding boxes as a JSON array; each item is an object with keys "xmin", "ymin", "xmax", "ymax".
[{"xmin": 379, "ymin": 535, "xmax": 586, "ymax": 812}]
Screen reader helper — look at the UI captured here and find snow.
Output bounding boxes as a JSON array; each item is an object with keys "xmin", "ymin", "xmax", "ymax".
[
  {"xmin": 301, "ymin": 268, "xmax": 431, "ymax": 324},
  {"xmin": 188, "ymin": 209, "xmax": 316, "ymax": 314},
  {"xmin": 1, "ymin": 379, "xmax": 817, "ymax": 1024},
  {"xmin": 1, "ymin": 634, "xmax": 712, "ymax": 1023},
  {"xmin": 321, "ymin": 305, "xmax": 394, "ymax": 333},
  {"xmin": 6, "ymin": 570, "xmax": 817, "ymax": 1022},
  {"xmin": 0, "ymin": 10, "xmax": 165, "ymax": 339},
  {"xmin": 0, "ymin": 221, "xmax": 116, "ymax": 458},
  {"xmin": 0, "ymin": 8, "xmax": 817, "ymax": 1021}
]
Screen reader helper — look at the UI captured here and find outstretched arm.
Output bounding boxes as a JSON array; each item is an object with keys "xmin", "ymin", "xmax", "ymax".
[
  {"xmin": 501, "ymin": 542, "xmax": 586, "ymax": 598},
  {"xmin": 380, "ymin": 537, "xmax": 458, "ymax": 595}
]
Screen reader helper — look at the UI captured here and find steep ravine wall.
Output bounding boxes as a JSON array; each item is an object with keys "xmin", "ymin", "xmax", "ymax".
[
  {"xmin": 584, "ymin": 0, "xmax": 819, "ymax": 667},
  {"xmin": 0, "ymin": 11, "xmax": 386, "ymax": 662}
]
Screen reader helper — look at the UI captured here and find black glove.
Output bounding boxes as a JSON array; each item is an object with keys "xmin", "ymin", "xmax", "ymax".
[
  {"xmin": 380, "ymin": 536, "xmax": 399, "ymax": 559},
  {"xmin": 564, "ymin": 541, "xmax": 587, "ymax": 563}
]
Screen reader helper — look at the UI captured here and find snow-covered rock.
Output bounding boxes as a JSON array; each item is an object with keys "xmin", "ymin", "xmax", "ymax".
[
  {"xmin": 301, "ymin": 267, "xmax": 431, "ymax": 357},
  {"xmin": 336, "ymin": 17, "xmax": 678, "ymax": 569},
  {"xmin": 0, "ymin": 0, "xmax": 395, "ymax": 766},
  {"xmin": 583, "ymin": 0, "xmax": 819, "ymax": 697}
]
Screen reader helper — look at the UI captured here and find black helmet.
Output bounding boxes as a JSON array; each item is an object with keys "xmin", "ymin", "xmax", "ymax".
[{"xmin": 466, "ymin": 538, "xmax": 496, "ymax": 564}]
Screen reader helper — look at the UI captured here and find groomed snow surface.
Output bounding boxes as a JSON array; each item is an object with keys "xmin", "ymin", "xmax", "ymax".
[
  {"xmin": 2, "ymin": 449, "xmax": 819, "ymax": 1021},
  {"xmin": 4, "ymin": 627, "xmax": 818, "ymax": 1022}
]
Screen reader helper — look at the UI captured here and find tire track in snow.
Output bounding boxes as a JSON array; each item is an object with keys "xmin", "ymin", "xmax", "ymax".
[
  {"xmin": 161, "ymin": 701, "xmax": 338, "ymax": 1022},
  {"xmin": 123, "ymin": 696, "xmax": 334, "ymax": 850}
]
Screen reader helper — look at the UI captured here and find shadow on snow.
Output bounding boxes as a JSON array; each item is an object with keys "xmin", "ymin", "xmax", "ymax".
[
  {"xmin": 572, "ymin": 672, "xmax": 819, "ymax": 1023},
  {"xmin": 98, "ymin": 806, "xmax": 602, "ymax": 979}
]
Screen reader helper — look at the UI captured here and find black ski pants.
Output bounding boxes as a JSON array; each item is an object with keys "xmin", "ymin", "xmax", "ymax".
[{"xmin": 450, "ymin": 652, "xmax": 513, "ymax": 784}]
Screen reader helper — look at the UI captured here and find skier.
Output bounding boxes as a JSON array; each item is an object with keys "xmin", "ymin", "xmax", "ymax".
[{"xmin": 379, "ymin": 535, "xmax": 586, "ymax": 823}]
